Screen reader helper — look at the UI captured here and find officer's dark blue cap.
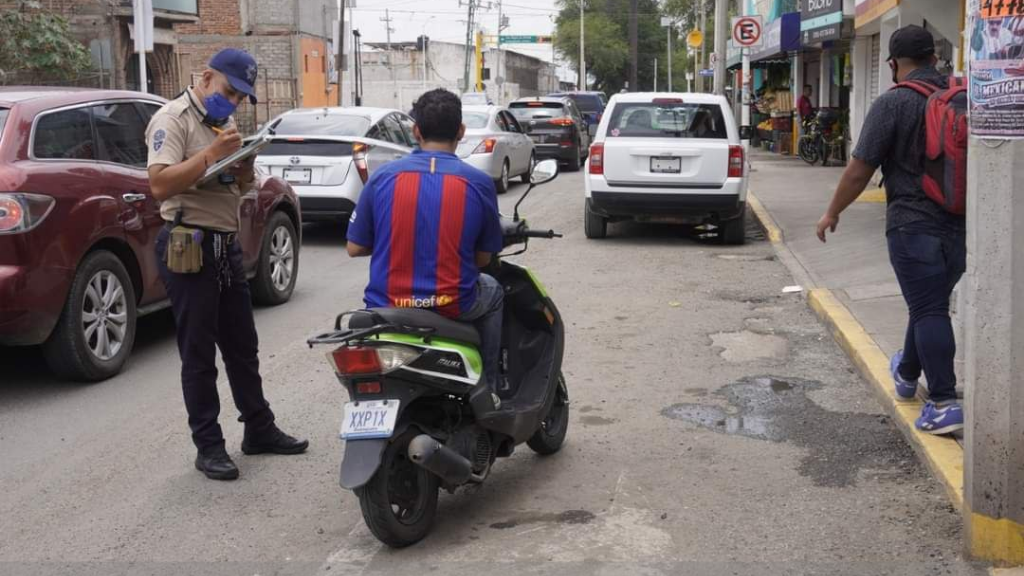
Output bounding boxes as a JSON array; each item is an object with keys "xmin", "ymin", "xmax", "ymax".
[{"xmin": 209, "ymin": 48, "xmax": 258, "ymax": 104}]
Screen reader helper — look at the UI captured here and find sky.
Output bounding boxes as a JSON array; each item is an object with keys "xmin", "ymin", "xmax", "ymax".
[{"xmin": 344, "ymin": 0, "xmax": 564, "ymax": 65}]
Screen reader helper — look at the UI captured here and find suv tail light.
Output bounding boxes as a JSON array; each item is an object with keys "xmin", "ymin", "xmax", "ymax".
[
  {"xmin": 589, "ymin": 143, "xmax": 604, "ymax": 175},
  {"xmin": 352, "ymin": 143, "xmax": 370, "ymax": 183},
  {"xmin": 472, "ymin": 138, "xmax": 496, "ymax": 154},
  {"xmin": 0, "ymin": 193, "xmax": 55, "ymax": 234},
  {"xmin": 328, "ymin": 344, "xmax": 421, "ymax": 376},
  {"xmin": 728, "ymin": 146, "xmax": 744, "ymax": 178},
  {"xmin": 549, "ymin": 118, "xmax": 575, "ymax": 127}
]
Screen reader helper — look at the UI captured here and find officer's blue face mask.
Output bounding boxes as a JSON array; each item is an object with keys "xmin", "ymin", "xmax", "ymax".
[{"xmin": 203, "ymin": 92, "xmax": 238, "ymax": 122}]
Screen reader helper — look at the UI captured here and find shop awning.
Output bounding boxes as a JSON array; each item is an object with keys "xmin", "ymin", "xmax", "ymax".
[{"xmin": 727, "ymin": 12, "xmax": 801, "ymax": 69}]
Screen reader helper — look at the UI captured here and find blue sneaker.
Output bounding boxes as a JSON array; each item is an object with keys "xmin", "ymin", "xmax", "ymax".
[
  {"xmin": 891, "ymin": 350, "xmax": 919, "ymax": 400},
  {"xmin": 915, "ymin": 402, "xmax": 964, "ymax": 435}
]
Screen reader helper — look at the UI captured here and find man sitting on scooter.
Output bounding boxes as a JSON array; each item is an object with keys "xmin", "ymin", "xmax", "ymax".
[{"xmin": 346, "ymin": 88, "xmax": 505, "ymax": 394}]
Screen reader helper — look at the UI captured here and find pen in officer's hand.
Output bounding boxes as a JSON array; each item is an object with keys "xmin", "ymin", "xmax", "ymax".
[{"xmin": 209, "ymin": 125, "xmax": 224, "ymax": 135}]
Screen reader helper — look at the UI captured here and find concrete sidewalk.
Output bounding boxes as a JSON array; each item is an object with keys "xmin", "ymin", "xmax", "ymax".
[
  {"xmin": 748, "ymin": 151, "xmax": 908, "ymax": 356},
  {"xmin": 747, "ymin": 149, "xmax": 967, "ymax": 508}
]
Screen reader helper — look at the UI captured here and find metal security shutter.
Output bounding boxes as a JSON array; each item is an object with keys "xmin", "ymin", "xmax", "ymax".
[{"xmin": 869, "ymin": 34, "xmax": 881, "ymax": 108}]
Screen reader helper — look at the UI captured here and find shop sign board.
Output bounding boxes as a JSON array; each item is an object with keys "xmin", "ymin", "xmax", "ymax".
[
  {"xmin": 750, "ymin": 12, "xmax": 801, "ymax": 62},
  {"xmin": 968, "ymin": 2, "xmax": 1024, "ymax": 138},
  {"xmin": 801, "ymin": 0, "xmax": 843, "ymax": 44},
  {"xmin": 854, "ymin": 0, "xmax": 900, "ymax": 29}
]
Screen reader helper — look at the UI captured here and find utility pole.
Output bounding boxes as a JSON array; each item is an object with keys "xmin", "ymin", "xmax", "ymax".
[
  {"xmin": 962, "ymin": 4, "xmax": 1024, "ymax": 567},
  {"xmin": 667, "ymin": 23, "xmax": 673, "ymax": 91},
  {"xmin": 579, "ymin": 0, "xmax": 585, "ymax": 91},
  {"xmin": 698, "ymin": 0, "xmax": 706, "ymax": 92},
  {"xmin": 461, "ymin": 0, "xmax": 478, "ymax": 93},
  {"xmin": 654, "ymin": 57, "xmax": 657, "ymax": 91},
  {"xmin": 712, "ymin": 0, "xmax": 727, "ymax": 94},
  {"xmin": 381, "ymin": 9, "xmax": 397, "ymax": 106},
  {"xmin": 628, "ymin": 0, "xmax": 637, "ymax": 91},
  {"xmin": 497, "ymin": 1, "xmax": 507, "ymax": 103}
]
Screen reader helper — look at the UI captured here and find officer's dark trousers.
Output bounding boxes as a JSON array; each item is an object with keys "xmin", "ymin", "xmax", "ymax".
[{"xmin": 156, "ymin": 227, "xmax": 275, "ymax": 454}]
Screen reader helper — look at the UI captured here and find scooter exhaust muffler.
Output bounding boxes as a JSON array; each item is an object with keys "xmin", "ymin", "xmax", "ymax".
[{"xmin": 407, "ymin": 434, "xmax": 474, "ymax": 485}]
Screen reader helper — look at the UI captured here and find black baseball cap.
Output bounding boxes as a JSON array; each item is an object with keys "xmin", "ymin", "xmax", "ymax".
[
  {"xmin": 209, "ymin": 48, "xmax": 258, "ymax": 104},
  {"xmin": 887, "ymin": 25, "xmax": 936, "ymax": 61}
]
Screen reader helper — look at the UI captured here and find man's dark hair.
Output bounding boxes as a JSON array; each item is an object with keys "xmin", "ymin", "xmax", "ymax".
[
  {"xmin": 804, "ymin": 84, "xmax": 813, "ymax": 91},
  {"xmin": 412, "ymin": 89, "xmax": 462, "ymax": 142}
]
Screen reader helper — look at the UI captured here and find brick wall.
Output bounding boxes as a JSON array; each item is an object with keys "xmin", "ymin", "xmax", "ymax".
[{"xmin": 175, "ymin": 0, "xmax": 241, "ymax": 35}]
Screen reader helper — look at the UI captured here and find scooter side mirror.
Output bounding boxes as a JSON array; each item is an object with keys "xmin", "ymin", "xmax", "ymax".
[{"xmin": 514, "ymin": 159, "xmax": 559, "ymax": 221}]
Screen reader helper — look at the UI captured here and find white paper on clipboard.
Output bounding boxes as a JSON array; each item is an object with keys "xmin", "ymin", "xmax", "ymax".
[{"xmin": 198, "ymin": 123, "xmax": 277, "ymax": 185}]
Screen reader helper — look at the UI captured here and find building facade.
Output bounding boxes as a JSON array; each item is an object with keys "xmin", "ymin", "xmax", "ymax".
[
  {"xmin": 350, "ymin": 40, "xmax": 561, "ymax": 111},
  {"xmin": 1, "ymin": 0, "xmax": 337, "ymax": 131}
]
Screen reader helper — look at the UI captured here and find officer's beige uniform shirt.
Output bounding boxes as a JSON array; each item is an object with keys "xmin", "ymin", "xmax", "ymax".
[{"xmin": 145, "ymin": 87, "xmax": 250, "ymax": 232}]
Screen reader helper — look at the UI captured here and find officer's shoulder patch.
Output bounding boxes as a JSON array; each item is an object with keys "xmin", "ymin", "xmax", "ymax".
[{"xmin": 153, "ymin": 129, "xmax": 166, "ymax": 152}]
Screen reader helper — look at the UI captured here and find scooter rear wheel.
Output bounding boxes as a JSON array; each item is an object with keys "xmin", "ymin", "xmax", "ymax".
[
  {"xmin": 355, "ymin": 428, "xmax": 439, "ymax": 547},
  {"xmin": 527, "ymin": 373, "xmax": 569, "ymax": 455}
]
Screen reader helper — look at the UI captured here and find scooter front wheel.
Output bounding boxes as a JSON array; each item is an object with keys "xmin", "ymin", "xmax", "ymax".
[
  {"xmin": 798, "ymin": 137, "xmax": 820, "ymax": 165},
  {"xmin": 354, "ymin": 428, "xmax": 439, "ymax": 547},
  {"xmin": 527, "ymin": 373, "xmax": 569, "ymax": 455}
]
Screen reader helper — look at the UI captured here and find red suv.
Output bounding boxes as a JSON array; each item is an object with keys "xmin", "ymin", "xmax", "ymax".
[{"xmin": 0, "ymin": 88, "xmax": 301, "ymax": 381}]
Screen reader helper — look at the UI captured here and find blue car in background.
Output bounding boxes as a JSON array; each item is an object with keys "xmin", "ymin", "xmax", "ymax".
[{"xmin": 547, "ymin": 91, "xmax": 607, "ymax": 137}]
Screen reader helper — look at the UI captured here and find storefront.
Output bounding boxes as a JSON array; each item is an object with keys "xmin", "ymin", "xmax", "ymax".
[
  {"xmin": 849, "ymin": 0, "xmax": 964, "ymax": 146},
  {"xmin": 727, "ymin": 12, "xmax": 802, "ymax": 154}
]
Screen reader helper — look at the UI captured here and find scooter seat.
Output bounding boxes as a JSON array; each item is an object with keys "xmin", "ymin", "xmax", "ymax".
[{"xmin": 361, "ymin": 307, "xmax": 481, "ymax": 347}]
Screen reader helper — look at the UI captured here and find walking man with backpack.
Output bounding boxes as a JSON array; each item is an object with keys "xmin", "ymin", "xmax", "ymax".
[{"xmin": 816, "ymin": 25, "xmax": 968, "ymax": 435}]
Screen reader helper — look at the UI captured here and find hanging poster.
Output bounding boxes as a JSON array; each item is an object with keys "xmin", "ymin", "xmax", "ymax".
[{"xmin": 969, "ymin": 4, "xmax": 1024, "ymax": 137}]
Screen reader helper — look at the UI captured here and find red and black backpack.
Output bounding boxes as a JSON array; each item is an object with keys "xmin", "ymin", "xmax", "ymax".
[{"xmin": 891, "ymin": 77, "xmax": 968, "ymax": 215}]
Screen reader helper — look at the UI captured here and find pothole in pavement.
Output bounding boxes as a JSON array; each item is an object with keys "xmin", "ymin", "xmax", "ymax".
[
  {"xmin": 710, "ymin": 330, "xmax": 789, "ymax": 362},
  {"xmin": 661, "ymin": 376, "xmax": 920, "ymax": 487}
]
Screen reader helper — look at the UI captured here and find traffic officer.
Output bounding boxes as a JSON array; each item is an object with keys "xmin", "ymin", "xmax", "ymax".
[{"xmin": 146, "ymin": 48, "xmax": 308, "ymax": 481}]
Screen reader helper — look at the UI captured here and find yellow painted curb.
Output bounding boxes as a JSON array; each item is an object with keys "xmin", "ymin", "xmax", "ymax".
[
  {"xmin": 856, "ymin": 188, "xmax": 887, "ymax": 203},
  {"xmin": 806, "ymin": 288, "xmax": 964, "ymax": 510},
  {"xmin": 970, "ymin": 509, "xmax": 1024, "ymax": 567},
  {"xmin": 747, "ymin": 192, "xmax": 783, "ymax": 244}
]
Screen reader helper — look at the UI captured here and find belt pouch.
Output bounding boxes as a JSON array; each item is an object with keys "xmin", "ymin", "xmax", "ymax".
[{"xmin": 167, "ymin": 226, "xmax": 204, "ymax": 273}]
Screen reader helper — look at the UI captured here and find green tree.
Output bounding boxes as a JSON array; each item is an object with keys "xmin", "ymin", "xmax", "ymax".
[
  {"xmin": 554, "ymin": 0, "xmax": 666, "ymax": 94},
  {"xmin": 0, "ymin": 1, "xmax": 94, "ymax": 84}
]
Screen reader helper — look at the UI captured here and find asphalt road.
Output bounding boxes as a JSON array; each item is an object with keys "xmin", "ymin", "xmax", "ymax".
[{"xmin": 0, "ymin": 170, "xmax": 987, "ymax": 576}]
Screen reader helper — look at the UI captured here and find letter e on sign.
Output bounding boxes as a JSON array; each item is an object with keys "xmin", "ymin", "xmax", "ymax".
[{"xmin": 732, "ymin": 16, "xmax": 763, "ymax": 48}]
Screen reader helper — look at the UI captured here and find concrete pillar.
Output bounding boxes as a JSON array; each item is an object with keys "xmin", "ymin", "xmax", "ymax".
[
  {"xmin": 819, "ymin": 50, "xmax": 830, "ymax": 108},
  {"xmin": 849, "ymin": 35, "xmax": 871, "ymax": 146},
  {"xmin": 963, "ymin": 137, "xmax": 1024, "ymax": 566},
  {"xmin": 792, "ymin": 51, "xmax": 804, "ymax": 138}
]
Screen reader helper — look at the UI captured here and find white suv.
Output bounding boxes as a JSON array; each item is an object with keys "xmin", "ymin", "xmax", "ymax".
[{"xmin": 584, "ymin": 93, "xmax": 749, "ymax": 244}]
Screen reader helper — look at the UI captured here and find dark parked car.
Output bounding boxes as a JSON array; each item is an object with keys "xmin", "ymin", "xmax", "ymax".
[
  {"xmin": 547, "ymin": 91, "xmax": 608, "ymax": 137},
  {"xmin": 0, "ymin": 87, "xmax": 301, "ymax": 381},
  {"xmin": 509, "ymin": 96, "xmax": 591, "ymax": 171}
]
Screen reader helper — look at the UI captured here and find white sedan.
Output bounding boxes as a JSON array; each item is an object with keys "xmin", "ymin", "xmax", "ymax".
[
  {"xmin": 255, "ymin": 107, "xmax": 415, "ymax": 222},
  {"xmin": 457, "ymin": 106, "xmax": 536, "ymax": 194}
]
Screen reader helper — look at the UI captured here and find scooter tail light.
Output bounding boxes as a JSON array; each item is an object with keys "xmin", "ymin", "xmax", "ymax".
[
  {"xmin": 728, "ymin": 145, "xmax": 744, "ymax": 178},
  {"xmin": 589, "ymin": 142, "xmax": 604, "ymax": 175},
  {"xmin": 328, "ymin": 344, "xmax": 422, "ymax": 376},
  {"xmin": 0, "ymin": 193, "xmax": 55, "ymax": 234},
  {"xmin": 352, "ymin": 143, "xmax": 370, "ymax": 183},
  {"xmin": 472, "ymin": 138, "xmax": 496, "ymax": 154}
]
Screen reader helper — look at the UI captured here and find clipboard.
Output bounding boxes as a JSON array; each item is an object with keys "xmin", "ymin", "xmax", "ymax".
[{"xmin": 198, "ymin": 122, "xmax": 277, "ymax": 185}]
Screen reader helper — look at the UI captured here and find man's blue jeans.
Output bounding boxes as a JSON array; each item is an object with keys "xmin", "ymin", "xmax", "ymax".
[
  {"xmin": 456, "ymin": 274, "xmax": 504, "ymax": 392},
  {"xmin": 887, "ymin": 223, "xmax": 966, "ymax": 404}
]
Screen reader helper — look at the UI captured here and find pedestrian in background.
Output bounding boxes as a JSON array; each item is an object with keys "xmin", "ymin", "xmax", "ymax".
[
  {"xmin": 815, "ymin": 25, "xmax": 966, "ymax": 435},
  {"xmin": 798, "ymin": 84, "xmax": 814, "ymax": 122},
  {"xmin": 146, "ymin": 48, "xmax": 308, "ymax": 480}
]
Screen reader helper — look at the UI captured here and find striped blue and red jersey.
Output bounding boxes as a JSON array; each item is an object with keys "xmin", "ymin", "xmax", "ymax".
[{"xmin": 346, "ymin": 150, "xmax": 503, "ymax": 317}]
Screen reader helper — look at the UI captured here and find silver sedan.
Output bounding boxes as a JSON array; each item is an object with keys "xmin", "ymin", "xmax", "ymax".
[{"xmin": 457, "ymin": 105, "xmax": 536, "ymax": 194}]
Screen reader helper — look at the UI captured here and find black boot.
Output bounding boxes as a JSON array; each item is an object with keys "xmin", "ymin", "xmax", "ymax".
[
  {"xmin": 195, "ymin": 448, "xmax": 240, "ymax": 481},
  {"xmin": 241, "ymin": 425, "xmax": 309, "ymax": 455}
]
